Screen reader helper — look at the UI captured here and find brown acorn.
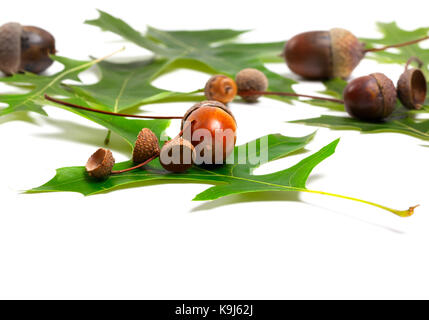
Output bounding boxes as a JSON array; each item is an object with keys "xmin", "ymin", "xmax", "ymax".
[
  {"xmin": 397, "ymin": 57, "xmax": 427, "ymax": 110},
  {"xmin": 235, "ymin": 68, "xmax": 269, "ymax": 102},
  {"xmin": 0, "ymin": 22, "xmax": 55, "ymax": 75},
  {"xmin": 86, "ymin": 148, "xmax": 115, "ymax": 179},
  {"xmin": 343, "ymin": 73, "xmax": 397, "ymax": 121},
  {"xmin": 284, "ymin": 28, "xmax": 365, "ymax": 79},
  {"xmin": 204, "ymin": 75, "xmax": 237, "ymax": 104},
  {"xmin": 132, "ymin": 128, "xmax": 160, "ymax": 163},
  {"xmin": 159, "ymin": 137, "xmax": 195, "ymax": 173},
  {"xmin": 181, "ymin": 100, "xmax": 237, "ymax": 164}
]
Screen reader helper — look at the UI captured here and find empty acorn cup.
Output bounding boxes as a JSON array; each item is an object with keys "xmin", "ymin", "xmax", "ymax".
[
  {"xmin": 86, "ymin": 148, "xmax": 115, "ymax": 179},
  {"xmin": 397, "ymin": 57, "xmax": 427, "ymax": 110}
]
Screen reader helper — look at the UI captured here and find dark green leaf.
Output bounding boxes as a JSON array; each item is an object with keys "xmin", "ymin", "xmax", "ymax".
[{"xmin": 85, "ymin": 10, "xmax": 296, "ymax": 103}]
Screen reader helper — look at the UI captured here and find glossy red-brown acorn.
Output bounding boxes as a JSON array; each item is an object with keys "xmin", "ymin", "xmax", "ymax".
[
  {"xmin": 181, "ymin": 101, "xmax": 237, "ymax": 165},
  {"xmin": 343, "ymin": 73, "xmax": 397, "ymax": 121},
  {"xmin": 284, "ymin": 28, "xmax": 365, "ymax": 80}
]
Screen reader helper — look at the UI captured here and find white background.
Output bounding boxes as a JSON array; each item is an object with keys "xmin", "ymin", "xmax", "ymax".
[{"xmin": 1, "ymin": 0, "xmax": 428, "ymax": 299}]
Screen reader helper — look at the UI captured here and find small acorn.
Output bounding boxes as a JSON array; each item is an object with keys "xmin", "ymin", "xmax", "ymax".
[
  {"xmin": 204, "ymin": 75, "xmax": 237, "ymax": 104},
  {"xmin": 284, "ymin": 28, "xmax": 365, "ymax": 80},
  {"xmin": 159, "ymin": 137, "xmax": 195, "ymax": 173},
  {"xmin": 86, "ymin": 148, "xmax": 115, "ymax": 179},
  {"xmin": 132, "ymin": 128, "xmax": 160, "ymax": 163},
  {"xmin": 0, "ymin": 22, "xmax": 55, "ymax": 75},
  {"xmin": 236, "ymin": 68, "xmax": 269, "ymax": 102},
  {"xmin": 343, "ymin": 73, "xmax": 397, "ymax": 121},
  {"xmin": 397, "ymin": 57, "xmax": 427, "ymax": 110}
]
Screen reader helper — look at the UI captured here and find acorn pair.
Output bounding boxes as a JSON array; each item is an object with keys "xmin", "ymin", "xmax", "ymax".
[
  {"xmin": 204, "ymin": 68, "xmax": 269, "ymax": 104},
  {"xmin": 86, "ymin": 128, "xmax": 195, "ymax": 179},
  {"xmin": 0, "ymin": 22, "xmax": 55, "ymax": 75},
  {"xmin": 344, "ymin": 57, "xmax": 427, "ymax": 121}
]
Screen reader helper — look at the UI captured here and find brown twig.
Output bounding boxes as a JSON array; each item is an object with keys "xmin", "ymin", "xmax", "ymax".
[{"xmin": 44, "ymin": 94, "xmax": 183, "ymax": 120}]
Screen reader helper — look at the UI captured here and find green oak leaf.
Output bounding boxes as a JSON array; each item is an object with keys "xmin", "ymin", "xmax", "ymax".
[
  {"xmin": 292, "ymin": 115, "xmax": 429, "ymax": 141},
  {"xmin": 48, "ymin": 95, "xmax": 171, "ymax": 147},
  {"xmin": 361, "ymin": 22, "xmax": 429, "ymax": 77},
  {"xmin": 70, "ymin": 58, "xmax": 203, "ymax": 112},
  {"xmin": 0, "ymin": 56, "xmax": 96, "ymax": 116},
  {"xmin": 85, "ymin": 10, "xmax": 296, "ymax": 103},
  {"xmin": 29, "ymin": 133, "xmax": 415, "ymax": 217}
]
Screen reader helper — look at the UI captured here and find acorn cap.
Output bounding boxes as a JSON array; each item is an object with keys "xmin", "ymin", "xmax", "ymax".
[
  {"xmin": 330, "ymin": 28, "xmax": 365, "ymax": 79},
  {"xmin": 235, "ymin": 68, "xmax": 269, "ymax": 102},
  {"xmin": 397, "ymin": 68, "xmax": 427, "ymax": 110},
  {"xmin": 181, "ymin": 100, "xmax": 235, "ymax": 131},
  {"xmin": 204, "ymin": 75, "xmax": 237, "ymax": 104},
  {"xmin": 132, "ymin": 128, "xmax": 160, "ymax": 163},
  {"xmin": 371, "ymin": 73, "xmax": 397, "ymax": 119},
  {"xmin": 160, "ymin": 138, "xmax": 195, "ymax": 173},
  {"xmin": 86, "ymin": 148, "xmax": 115, "ymax": 179},
  {"xmin": 0, "ymin": 23, "xmax": 22, "ymax": 75}
]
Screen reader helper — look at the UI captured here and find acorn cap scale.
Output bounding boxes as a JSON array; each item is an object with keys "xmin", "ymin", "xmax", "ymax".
[
  {"xmin": 0, "ymin": 23, "xmax": 22, "ymax": 75},
  {"xmin": 160, "ymin": 138, "xmax": 195, "ymax": 173},
  {"xmin": 330, "ymin": 28, "xmax": 365, "ymax": 79},
  {"xmin": 397, "ymin": 68, "xmax": 427, "ymax": 110},
  {"xmin": 86, "ymin": 148, "xmax": 115, "ymax": 179},
  {"xmin": 132, "ymin": 128, "xmax": 160, "ymax": 163},
  {"xmin": 235, "ymin": 68, "xmax": 269, "ymax": 102}
]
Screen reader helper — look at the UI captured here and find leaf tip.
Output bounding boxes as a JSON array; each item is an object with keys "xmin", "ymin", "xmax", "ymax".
[{"xmin": 408, "ymin": 204, "xmax": 420, "ymax": 217}]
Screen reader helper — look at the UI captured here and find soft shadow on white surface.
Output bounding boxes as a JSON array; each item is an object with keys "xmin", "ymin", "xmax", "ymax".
[
  {"xmin": 191, "ymin": 187, "xmax": 405, "ymax": 234},
  {"xmin": 0, "ymin": 112, "xmax": 40, "ymax": 126},
  {"xmin": 33, "ymin": 117, "xmax": 131, "ymax": 155},
  {"xmin": 191, "ymin": 191, "xmax": 301, "ymax": 213},
  {"xmin": 302, "ymin": 202, "xmax": 406, "ymax": 235}
]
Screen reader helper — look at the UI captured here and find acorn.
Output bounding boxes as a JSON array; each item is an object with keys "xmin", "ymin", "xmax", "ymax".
[
  {"xmin": 132, "ymin": 128, "xmax": 160, "ymax": 163},
  {"xmin": 181, "ymin": 100, "xmax": 237, "ymax": 164},
  {"xmin": 397, "ymin": 57, "xmax": 427, "ymax": 110},
  {"xmin": 86, "ymin": 148, "xmax": 115, "ymax": 179},
  {"xmin": 159, "ymin": 137, "xmax": 195, "ymax": 173},
  {"xmin": 284, "ymin": 28, "xmax": 365, "ymax": 79},
  {"xmin": 204, "ymin": 75, "xmax": 237, "ymax": 104},
  {"xmin": 235, "ymin": 68, "xmax": 269, "ymax": 102},
  {"xmin": 0, "ymin": 22, "xmax": 55, "ymax": 75},
  {"xmin": 343, "ymin": 73, "xmax": 397, "ymax": 121}
]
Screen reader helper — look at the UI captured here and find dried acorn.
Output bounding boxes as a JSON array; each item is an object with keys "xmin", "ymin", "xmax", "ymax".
[
  {"xmin": 86, "ymin": 148, "xmax": 115, "ymax": 179},
  {"xmin": 343, "ymin": 73, "xmax": 397, "ymax": 121},
  {"xmin": 0, "ymin": 22, "xmax": 55, "ymax": 75},
  {"xmin": 159, "ymin": 138, "xmax": 196, "ymax": 173},
  {"xmin": 397, "ymin": 57, "xmax": 427, "ymax": 110},
  {"xmin": 236, "ymin": 68, "xmax": 268, "ymax": 102},
  {"xmin": 132, "ymin": 128, "xmax": 160, "ymax": 163},
  {"xmin": 204, "ymin": 75, "xmax": 237, "ymax": 104}
]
